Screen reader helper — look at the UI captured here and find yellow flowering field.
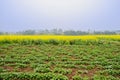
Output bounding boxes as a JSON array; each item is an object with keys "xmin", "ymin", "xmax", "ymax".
[{"xmin": 0, "ymin": 35, "xmax": 120, "ymax": 41}]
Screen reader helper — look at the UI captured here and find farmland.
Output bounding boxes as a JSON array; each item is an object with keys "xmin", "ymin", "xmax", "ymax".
[{"xmin": 0, "ymin": 35, "xmax": 120, "ymax": 80}]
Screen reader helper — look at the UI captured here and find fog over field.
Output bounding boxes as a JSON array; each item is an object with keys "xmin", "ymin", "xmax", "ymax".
[{"xmin": 0, "ymin": 0, "xmax": 120, "ymax": 32}]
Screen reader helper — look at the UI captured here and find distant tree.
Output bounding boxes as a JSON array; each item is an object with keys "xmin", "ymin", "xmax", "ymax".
[
  {"xmin": 115, "ymin": 30, "xmax": 120, "ymax": 34},
  {"xmin": 104, "ymin": 31, "xmax": 116, "ymax": 34},
  {"xmin": 94, "ymin": 31, "xmax": 116, "ymax": 35},
  {"xmin": 64, "ymin": 30, "xmax": 77, "ymax": 35},
  {"xmin": 51, "ymin": 29, "xmax": 58, "ymax": 34},
  {"xmin": 1, "ymin": 29, "xmax": 118, "ymax": 35},
  {"xmin": 57, "ymin": 29, "xmax": 63, "ymax": 35},
  {"xmin": 44, "ymin": 29, "xmax": 49, "ymax": 34},
  {"xmin": 0, "ymin": 32, "xmax": 3, "ymax": 35},
  {"xmin": 22, "ymin": 30, "xmax": 36, "ymax": 35}
]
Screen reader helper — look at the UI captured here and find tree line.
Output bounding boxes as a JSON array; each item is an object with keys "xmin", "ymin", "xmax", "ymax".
[{"xmin": 0, "ymin": 29, "xmax": 120, "ymax": 35}]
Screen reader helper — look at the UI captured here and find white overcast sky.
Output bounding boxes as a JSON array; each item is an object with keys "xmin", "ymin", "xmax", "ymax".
[{"xmin": 0, "ymin": 0, "xmax": 120, "ymax": 32}]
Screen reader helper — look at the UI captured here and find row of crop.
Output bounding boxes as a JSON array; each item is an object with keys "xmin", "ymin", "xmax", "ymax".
[
  {"xmin": 1, "ymin": 55, "xmax": 119, "ymax": 70},
  {"xmin": 0, "ymin": 72, "xmax": 68, "ymax": 80},
  {"xmin": 0, "ymin": 39, "xmax": 118, "ymax": 45},
  {"xmin": 0, "ymin": 72, "xmax": 119, "ymax": 80}
]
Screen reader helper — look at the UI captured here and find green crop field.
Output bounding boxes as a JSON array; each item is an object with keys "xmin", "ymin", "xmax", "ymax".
[{"xmin": 0, "ymin": 37, "xmax": 120, "ymax": 80}]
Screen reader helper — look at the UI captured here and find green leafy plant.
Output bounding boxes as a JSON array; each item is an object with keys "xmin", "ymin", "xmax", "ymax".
[
  {"xmin": 34, "ymin": 67, "xmax": 51, "ymax": 73},
  {"xmin": 53, "ymin": 68, "xmax": 72, "ymax": 75}
]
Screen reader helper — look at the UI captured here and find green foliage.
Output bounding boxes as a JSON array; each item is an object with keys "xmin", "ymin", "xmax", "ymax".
[
  {"xmin": 0, "ymin": 72, "xmax": 69, "ymax": 80},
  {"xmin": 0, "ymin": 40, "xmax": 120, "ymax": 80},
  {"xmin": 48, "ymin": 39, "xmax": 60, "ymax": 45},
  {"xmin": 53, "ymin": 68, "xmax": 72, "ymax": 75},
  {"xmin": 1, "ymin": 38, "xmax": 119, "ymax": 45},
  {"xmin": 0, "ymin": 67, "xmax": 7, "ymax": 73},
  {"xmin": 15, "ymin": 63, "xmax": 27, "ymax": 68},
  {"xmin": 34, "ymin": 67, "xmax": 51, "ymax": 73},
  {"xmin": 93, "ymin": 75, "xmax": 119, "ymax": 80}
]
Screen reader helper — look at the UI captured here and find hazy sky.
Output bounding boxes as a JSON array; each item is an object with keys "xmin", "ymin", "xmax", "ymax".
[{"xmin": 0, "ymin": 0, "xmax": 120, "ymax": 32}]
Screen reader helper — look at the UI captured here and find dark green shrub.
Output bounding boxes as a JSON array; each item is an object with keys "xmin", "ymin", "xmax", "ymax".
[
  {"xmin": 48, "ymin": 39, "xmax": 60, "ymax": 45},
  {"xmin": 34, "ymin": 40, "xmax": 44, "ymax": 45}
]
